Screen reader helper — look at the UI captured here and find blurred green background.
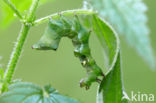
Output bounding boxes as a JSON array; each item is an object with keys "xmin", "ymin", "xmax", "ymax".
[{"xmin": 0, "ymin": 0, "xmax": 156, "ymax": 103}]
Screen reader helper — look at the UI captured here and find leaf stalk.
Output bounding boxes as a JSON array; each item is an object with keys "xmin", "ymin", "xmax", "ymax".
[{"xmin": 34, "ymin": 9, "xmax": 95, "ymax": 25}]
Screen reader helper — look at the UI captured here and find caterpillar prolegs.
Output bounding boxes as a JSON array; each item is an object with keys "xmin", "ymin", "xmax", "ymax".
[{"xmin": 33, "ymin": 15, "xmax": 105, "ymax": 89}]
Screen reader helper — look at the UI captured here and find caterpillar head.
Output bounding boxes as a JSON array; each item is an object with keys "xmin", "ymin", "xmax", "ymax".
[
  {"xmin": 32, "ymin": 16, "xmax": 73, "ymax": 50},
  {"xmin": 32, "ymin": 18, "xmax": 65, "ymax": 50}
]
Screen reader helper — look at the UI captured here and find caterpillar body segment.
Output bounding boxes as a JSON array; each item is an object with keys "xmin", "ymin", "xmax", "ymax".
[{"xmin": 33, "ymin": 15, "xmax": 104, "ymax": 89}]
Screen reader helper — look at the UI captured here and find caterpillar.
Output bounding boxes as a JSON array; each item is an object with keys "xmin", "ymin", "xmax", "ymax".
[{"xmin": 33, "ymin": 14, "xmax": 104, "ymax": 89}]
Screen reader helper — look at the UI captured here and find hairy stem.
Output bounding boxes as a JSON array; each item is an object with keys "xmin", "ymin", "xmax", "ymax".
[
  {"xmin": 34, "ymin": 9, "xmax": 95, "ymax": 25},
  {"xmin": 1, "ymin": 0, "xmax": 40, "ymax": 93},
  {"xmin": 4, "ymin": 25, "xmax": 30, "ymax": 83},
  {"xmin": 27, "ymin": 0, "xmax": 40, "ymax": 23},
  {"xmin": 3, "ymin": 0, "xmax": 23, "ymax": 19}
]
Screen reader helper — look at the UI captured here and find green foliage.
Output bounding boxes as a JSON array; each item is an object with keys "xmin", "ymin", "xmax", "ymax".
[
  {"xmin": 85, "ymin": 0, "xmax": 155, "ymax": 68},
  {"xmin": 0, "ymin": 0, "xmax": 51, "ymax": 28},
  {"xmin": 0, "ymin": 82, "xmax": 80, "ymax": 103},
  {"xmin": 91, "ymin": 15, "xmax": 117, "ymax": 68},
  {"xmin": 91, "ymin": 15, "xmax": 130, "ymax": 103},
  {"xmin": 97, "ymin": 54, "xmax": 130, "ymax": 103}
]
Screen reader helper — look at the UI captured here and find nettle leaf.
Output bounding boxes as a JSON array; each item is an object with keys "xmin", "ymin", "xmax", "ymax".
[
  {"xmin": 0, "ymin": 82, "xmax": 80, "ymax": 103},
  {"xmin": 0, "ymin": 0, "xmax": 52, "ymax": 28},
  {"xmin": 86, "ymin": 0, "xmax": 155, "ymax": 68},
  {"xmin": 97, "ymin": 54, "xmax": 130, "ymax": 103},
  {"xmin": 91, "ymin": 15, "xmax": 130, "ymax": 103},
  {"xmin": 91, "ymin": 14, "xmax": 117, "ymax": 68}
]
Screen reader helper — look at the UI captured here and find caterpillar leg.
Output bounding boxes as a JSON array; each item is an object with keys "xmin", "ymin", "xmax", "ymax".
[{"xmin": 79, "ymin": 71, "xmax": 104, "ymax": 90}]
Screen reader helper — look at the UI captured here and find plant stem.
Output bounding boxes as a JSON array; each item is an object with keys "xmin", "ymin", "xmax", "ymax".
[
  {"xmin": 3, "ymin": 0, "xmax": 23, "ymax": 19},
  {"xmin": 34, "ymin": 9, "xmax": 95, "ymax": 25},
  {"xmin": 4, "ymin": 25, "xmax": 30, "ymax": 83},
  {"xmin": 1, "ymin": 0, "xmax": 40, "ymax": 92},
  {"xmin": 27, "ymin": 0, "xmax": 40, "ymax": 23}
]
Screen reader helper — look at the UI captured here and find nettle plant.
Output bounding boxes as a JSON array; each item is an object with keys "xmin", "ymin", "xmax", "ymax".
[{"xmin": 0, "ymin": 0, "xmax": 154, "ymax": 103}]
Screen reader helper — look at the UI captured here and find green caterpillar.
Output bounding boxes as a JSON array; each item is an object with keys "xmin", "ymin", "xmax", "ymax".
[{"xmin": 33, "ymin": 15, "xmax": 104, "ymax": 89}]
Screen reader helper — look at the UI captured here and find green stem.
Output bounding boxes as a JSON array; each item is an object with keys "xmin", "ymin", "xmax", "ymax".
[
  {"xmin": 4, "ymin": 25, "xmax": 30, "ymax": 83},
  {"xmin": 34, "ymin": 9, "xmax": 95, "ymax": 25},
  {"xmin": 1, "ymin": 0, "xmax": 40, "ymax": 93},
  {"xmin": 3, "ymin": 0, "xmax": 23, "ymax": 19},
  {"xmin": 27, "ymin": 0, "xmax": 40, "ymax": 23}
]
